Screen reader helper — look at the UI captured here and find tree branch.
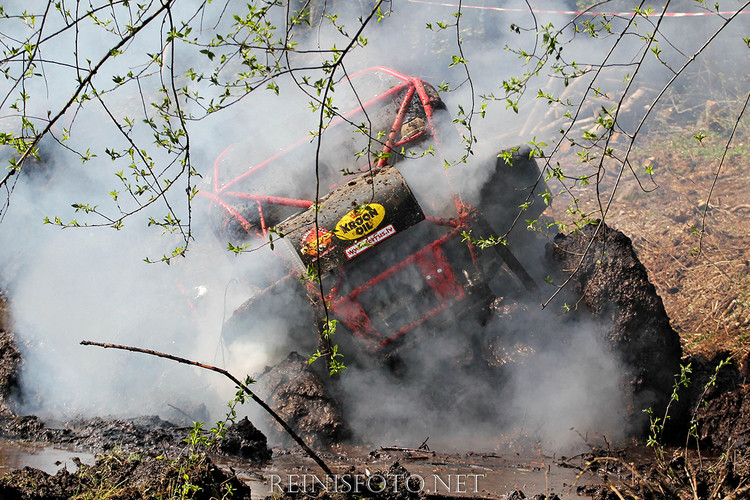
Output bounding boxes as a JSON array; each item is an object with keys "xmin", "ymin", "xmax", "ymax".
[{"xmin": 80, "ymin": 339, "xmax": 334, "ymax": 477}]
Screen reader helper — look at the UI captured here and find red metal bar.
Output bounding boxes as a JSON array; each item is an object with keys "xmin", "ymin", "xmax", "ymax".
[
  {"xmin": 414, "ymin": 247, "xmax": 462, "ymax": 301},
  {"xmin": 218, "ymin": 191, "xmax": 314, "ymax": 208},
  {"xmin": 424, "ymin": 215, "xmax": 461, "ymax": 227},
  {"xmin": 218, "ymin": 81, "xmax": 412, "ymax": 194},
  {"xmin": 214, "ymin": 68, "xmax": 423, "ymax": 196},
  {"xmin": 375, "ymin": 84, "xmax": 416, "ymax": 169},
  {"xmin": 217, "ymin": 135, "xmax": 312, "ymax": 194},
  {"xmin": 344, "ymin": 66, "xmax": 411, "ymax": 83},
  {"xmin": 377, "ymin": 293, "xmax": 465, "ymax": 348},
  {"xmin": 331, "ymin": 297, "xmax": 380, "ymax": 344},
  {"xmin": 391, "ymin": 129, "xmax": 427, "ymax": 148},
  {"xmin": 455, "ymin": 204, "xmax": 481, "ymax": 265},
  {"xmin": 412, "ymin": 79, "xmax": 439, "ymax": 118},
  {"xmin": 333, "ymin": 227, "xmax": 462, "ymax": 302},
  {"xmin": 203, "ymin": 192, "xmax": 256, "ymax": 235},
  {"xmin": 256, "ymin": 201, "xmax": 267, "ymax": 234},
  {"xmin": 213, "ymin": 145, "xmax": 234, "ymax": 193}
]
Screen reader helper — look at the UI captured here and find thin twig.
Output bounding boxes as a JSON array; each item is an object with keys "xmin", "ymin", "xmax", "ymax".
[
  {"xmin": 0, "ymin": 0, "xmax": 175, "ymax": 193},
  {"xmin": 80, "ymin": 340, "xmax": 333, "ymax": 477},
  {"xmin": 697, "ymin": 90, "xmax": 750, "ymax": 254}
]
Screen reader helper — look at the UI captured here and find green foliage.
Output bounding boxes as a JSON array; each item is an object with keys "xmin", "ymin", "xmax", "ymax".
[
  {"xmin": 645, "ymin": 362, "xmax": 692, "ymax": 456},
  {"xmin": 308, "ymin": 319, "xmax": 347, "ymax": 376},
  {"xmin": 645, "ymin": 357, "xmax": 733, "ymax": 466},
  {"xmin": 184, "ymin": 375, "xmax": 254, "ymax": 459},
  {"xmin": 461, "ymin": 229, "xmax": 507, "ymax": 249}
]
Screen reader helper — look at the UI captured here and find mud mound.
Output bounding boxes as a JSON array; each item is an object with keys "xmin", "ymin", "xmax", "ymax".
[
  {"xmin": 362, "ymin": 462, "xmax": 424, "ymax": 500},
  {"xmin": 0, "ymin": 466, "xmax": 79, "ymax": 500},
  {"xmin": 0, "ymin": 413, "xmax": 272, "ymax": 461},
  {"xmin": 219, "ymin": 416, "xmax": 272, "ymax": 462},
  {"xmin": 0, "ymin": 330, "xmax": 20, "ymax": 415},
  {"xmin": 0, "ymin": 452, "xmax": 252, "ymax": 500},
  {"xmin": 549, "ymin": 222, "xmax": 683, "ymax": 429},
  {"xmin": 681, "ymin": 351, "xmax": 742, "ymax": 407},
  {"xmin": 0, "ymin": 414, "xmax": 57, "ymax": 442},
  {"xmin": 0, "ymin": 414, "xmax": 193, "ymax": 455},
  {"xmin": 696, "ymin": 384, "xmax": 750, "ymax": 451},
  {"xmin": 256, "ymin": 351, "xmax": 347, "ymax": 447},
  {"xmin": 60, "ymin": 415, "xmax": 188, "ymax": 452}
]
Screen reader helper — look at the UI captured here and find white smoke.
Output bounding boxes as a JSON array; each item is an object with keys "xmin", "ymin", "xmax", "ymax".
[{"xmin": 0, "ymin": 0, "xmax": 744, "ymax": 451}]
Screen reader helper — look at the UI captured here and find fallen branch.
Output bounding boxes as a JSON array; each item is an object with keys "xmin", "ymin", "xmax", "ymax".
[
  {"xmin": 380, "ymin": 446, "xmax": 435, "ymax": 455},
  {"xmin": 80, "ymin": 340, "xmax": 333, "ymax": 477}
]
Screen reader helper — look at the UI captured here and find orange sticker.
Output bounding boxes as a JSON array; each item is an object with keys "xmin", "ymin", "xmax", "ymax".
[{"xmin": 300, "ymin": 227, "xmax": 334, "ymax": 258}]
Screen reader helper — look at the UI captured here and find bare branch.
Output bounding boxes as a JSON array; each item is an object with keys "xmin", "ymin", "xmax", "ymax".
[{"xmin": 80, "ymin": 339, "xmax": 334, "ymax": 477}]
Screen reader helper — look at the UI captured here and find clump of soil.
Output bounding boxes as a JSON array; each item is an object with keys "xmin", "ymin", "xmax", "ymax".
[
  {"xmin": 0, "ymin": 451, "xmax": 252, "ymax": 500},
  {"xmin": 500, "ymin": 491, "xmax": 560, "ymax": 500},
  {"xmin": 0, "ymin": 414, "xmax": 56, "ymax": 442},
  {"xmin": 557, "ymin": 128, "xmax": 750, "ymax": 360},
  {"xmin": 0, "ymin": 290, "xmax": 11, "ymax": 332},
  {"xmin": 696, "ymin": 383, "xmax": 750, "ymax": 451},
  {"xmin": 219, "ymin": 416, "xmax": 272, "ymax": 462},
  {"xmin": 0, "ymin": 414, "xmax": 193, "ymax": 455},
  {"xmin": 549, "ymin": 222, "xmax": 683, "ymax": 430},
  {"xmin": 256, "ymin": 352, "xmax": 347, "ymax": 448},
  {"xmin": 62, "ymin": 415, "xmax": 189, "ymax": 453}
]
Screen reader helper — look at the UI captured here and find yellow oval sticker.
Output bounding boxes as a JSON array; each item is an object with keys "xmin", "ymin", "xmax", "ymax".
[{"xmin": 334, "ymin": 203, "xmax": 386, "ymax": 240}]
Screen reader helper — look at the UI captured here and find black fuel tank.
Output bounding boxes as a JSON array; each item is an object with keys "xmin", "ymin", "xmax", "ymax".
[{"xmin": 277, "ymin": 166, "xmax": 425, "ymax": 275}]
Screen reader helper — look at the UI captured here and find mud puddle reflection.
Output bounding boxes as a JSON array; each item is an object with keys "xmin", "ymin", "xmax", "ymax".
[{"xmin": 0, "ymin": 440, "xmax": 95, "ymax": 475}]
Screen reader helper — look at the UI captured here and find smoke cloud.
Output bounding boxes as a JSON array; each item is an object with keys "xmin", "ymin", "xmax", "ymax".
[{"xmin": 0, "ymin": 0, "xmax": 745, "ymax": 451}]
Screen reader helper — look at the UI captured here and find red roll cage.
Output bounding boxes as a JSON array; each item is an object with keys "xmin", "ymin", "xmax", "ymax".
[{"xmin": 201, "ymin": 67, "xmax": 531, "ymax": 354}]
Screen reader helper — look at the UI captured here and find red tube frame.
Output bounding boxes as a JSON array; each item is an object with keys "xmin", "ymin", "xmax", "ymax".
[{"xmin": 209, "ymin": 67, "xmax": 485, "ymax": 352}]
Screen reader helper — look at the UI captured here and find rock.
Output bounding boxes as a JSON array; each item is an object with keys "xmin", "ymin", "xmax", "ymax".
[
  {"xmin": 255, "ymin": 352, "xmax": 347, "ymax": 447},
  {"xmin": 549, "ymin": 222, "xmax": 682, "ymax": 433}
]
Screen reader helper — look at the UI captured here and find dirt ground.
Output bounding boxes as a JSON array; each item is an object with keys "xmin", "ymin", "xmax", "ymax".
[{"xmin": 554, "ymin": 128, "xmax": 750, "ymax": 362}]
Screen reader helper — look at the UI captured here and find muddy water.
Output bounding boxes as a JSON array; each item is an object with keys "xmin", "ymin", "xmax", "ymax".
[
  {"xmin": 0, "ymin": 439, "xmax": 624, "ymax": 498},
  {"xmin": 0, "ymin": 441, "xmax": 95, "ymax": 475},
  {"xmin": 224, "ymin": 447, "xmax": 617, "ymax": 500}
]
